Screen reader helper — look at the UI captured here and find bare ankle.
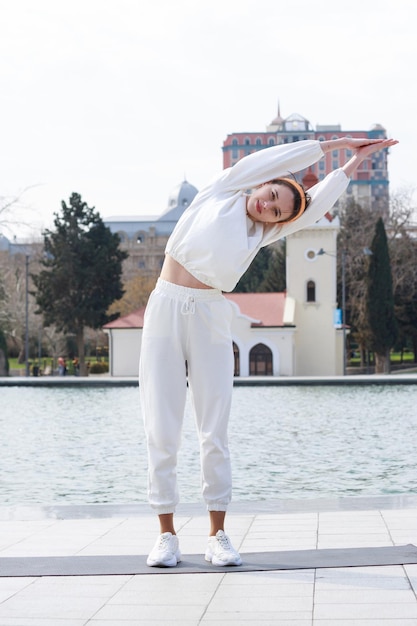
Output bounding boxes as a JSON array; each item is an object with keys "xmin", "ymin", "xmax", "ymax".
[
  {"xmin": 159, "ymin": 513, "xmax": 176, "ymax": 535},
  {"xmin": 209, "ymin": 510, "xmax": 226, "ymax": 536}
]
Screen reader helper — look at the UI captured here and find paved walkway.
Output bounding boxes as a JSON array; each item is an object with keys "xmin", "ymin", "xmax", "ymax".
[{"xmin": 0, "ymin": 497, "xmax": 416, "ymax": 625}]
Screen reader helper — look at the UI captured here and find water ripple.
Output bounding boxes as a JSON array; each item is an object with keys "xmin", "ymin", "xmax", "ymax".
[{"xmin": 1, "ymin": 385, "xmax": 416, "ymax": 505}]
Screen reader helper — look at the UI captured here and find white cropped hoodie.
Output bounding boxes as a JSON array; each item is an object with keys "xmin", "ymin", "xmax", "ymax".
[{"xmin": 166, "ymin": 140, "xmax": 349, "ymax": 292}]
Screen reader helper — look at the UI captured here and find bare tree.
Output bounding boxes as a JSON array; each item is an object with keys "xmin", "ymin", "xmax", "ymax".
[
  {"xmin": 337, "ymin": 199, "xmax": 378, "ymax": 364},
  {"xmin": 387, "ymin": 186, "xmax": 417, "ymax": 361},
  {"xmin": 338, "ymin": 187, "xmax": 417, "ymax": 369},
  {"xmin": 107, "ymin": 272, "xmax": 158, "ymax": 318},
  {"xmin": 0, "ymin": 187, "xmax": 40, "ymax": 239},
  {"xmin": 0, "ymin": 245, "xmax": 44, "ymax": 363}
]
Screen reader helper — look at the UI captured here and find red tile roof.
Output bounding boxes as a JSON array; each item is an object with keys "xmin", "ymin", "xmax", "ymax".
[
  {"xmin": 105, "ymin": 308, "xmax": 146, "ymax": 329},
  {"xmin": 104, "ymin": 292, "xmax": 287, "ymax": 329},
  {"xmin": 225, "ymin": 292, "xmax": 286, "ymax": 326}
]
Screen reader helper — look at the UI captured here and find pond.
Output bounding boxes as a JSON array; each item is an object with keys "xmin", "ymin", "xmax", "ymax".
[{"xmin": 1, "ymin": 385, "xmax": 416, "ymax": 505}]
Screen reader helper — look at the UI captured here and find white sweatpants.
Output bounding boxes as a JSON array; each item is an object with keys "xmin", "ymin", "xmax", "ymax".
[{"xmin": 139, "ymin": 279, "xmax": 235, "ymax": 514}]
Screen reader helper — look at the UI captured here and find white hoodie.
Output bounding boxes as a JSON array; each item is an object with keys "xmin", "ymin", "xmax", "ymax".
[{"xmin": 166, "ymin": 140, "xmax": 349, "ymax": 292}]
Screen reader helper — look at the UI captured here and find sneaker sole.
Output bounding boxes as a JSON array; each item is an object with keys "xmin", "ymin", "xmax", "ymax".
[
  {"xmin": 147, "ymin": 553, "xmax": 182, "ymax": 568},
  {"xmin": 205, "ymin": 553, "xmax": 242, "ymax": 566}
]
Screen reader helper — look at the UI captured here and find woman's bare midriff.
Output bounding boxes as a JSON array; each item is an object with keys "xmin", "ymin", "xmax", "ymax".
[{"xmin": 160, "ymin": 255, "xmax": 212, "ymax": 289}]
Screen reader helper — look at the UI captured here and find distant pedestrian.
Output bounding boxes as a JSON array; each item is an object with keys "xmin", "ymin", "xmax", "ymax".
[{"xmin": 57, "ymin": 357, "xmax": 66, "ymax": 376}]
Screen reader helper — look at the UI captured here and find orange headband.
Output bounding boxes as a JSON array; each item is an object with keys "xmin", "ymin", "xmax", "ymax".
[{"xmin": 278, "ymin": 178, "xmax": 307, "ymax": 223}]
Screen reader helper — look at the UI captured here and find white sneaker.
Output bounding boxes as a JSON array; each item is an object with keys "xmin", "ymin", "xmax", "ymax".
[
  {"xmin": 205, "ymin": 530, "xmax": 242, "ymax": 566},
  {"xmin": 147, "ymin": 532, "xmax": 181, "ymax": 567}
]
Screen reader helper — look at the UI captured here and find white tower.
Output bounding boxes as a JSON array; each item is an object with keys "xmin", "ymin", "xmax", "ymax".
[{"xmin": 285, "ymin": 214, "xmax": 343, "ymax": 376}]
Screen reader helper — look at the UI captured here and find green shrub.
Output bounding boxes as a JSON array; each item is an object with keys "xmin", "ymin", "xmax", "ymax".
[{"xmin": 89, "ymin": 361, "xmax": 109, "ymax": 374}]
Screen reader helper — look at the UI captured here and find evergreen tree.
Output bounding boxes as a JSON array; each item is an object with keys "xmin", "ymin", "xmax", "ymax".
[
  {"xmin": 0, "ymin": 327, "xmax": 9, "ymax": 376},
  {"xmin": 234, "ymin": 245, "xmax": 286, "ymax": 293},
  {"xmin": 32, "ymin": 193, "xmax": 128, "ymax": 375},
  {"xmin": 366, "ymin": 217, "xmax": 398, "ymax": 373},
  {"xmin": 259, "ymin": 243, "xmax": 286, "ymax": 292},
  {"xmin": 234, "ymin": 247, "xmax": 272, "ymax": 292}
]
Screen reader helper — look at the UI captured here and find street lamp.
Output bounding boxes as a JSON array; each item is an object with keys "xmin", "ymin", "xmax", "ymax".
[
  {"xmin": 318, "ymin": 247, "xmax": 373, "ymax": 376},
  {"xmin": 25, "ymin": 254, "xmax": 30, "ymax": 376},
  {"xmin": 318, "ymin": 248, "xmax": 347, "ymax": 375}
]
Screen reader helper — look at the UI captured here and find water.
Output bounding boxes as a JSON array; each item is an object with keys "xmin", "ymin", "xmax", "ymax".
[{"xmin": 1, "ymin": 385, "xmax": 416, "ymax": 505}]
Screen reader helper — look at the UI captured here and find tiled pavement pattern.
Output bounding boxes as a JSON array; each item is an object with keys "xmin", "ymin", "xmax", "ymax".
[{"xmin": 0, "ymin": 498, "xmax": 416, "ymax": 625}]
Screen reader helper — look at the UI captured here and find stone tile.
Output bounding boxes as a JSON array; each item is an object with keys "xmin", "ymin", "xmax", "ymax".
[
  {"xmin": 200, "ymin": 614, "xmax": 310, "ymax": 626},
  {"xmin": 241, "ymin": 537, "xmax": 318, "ymax": 551},
  {"xmin": 1, "ymin": 617, "xmax": 86, "ymax": 626},
  {"xmin": 206, "ymin": 594, "xmax": 313, "ymax": 613},
  {"xmin": 122, "ymin": 572, "xmax": 223, "ymax": 592},
  {"xmin": 0, "ymin": 592, "xmax": 107, "ymax": 620},
  {"xmin": 0, "ymin": 578, "xmax": 38, "ymax": 603},
  {"xmin": 214, "ymin": 582, "xmax": 313, "ymax": 598},
  {"xmin": 314, "ymin": 602, "xmax": 417, "ymax": 619},
  {"xmin": 314, "ymin": 588, "xmax": 416, "ymax": 603},
  {"xmin": 313, "ymin": 617, "xmax": 417, "ymax": 626},
  {"xmin": 317, "ymin": 535, "xmax": 393, "ymax": 549},
  {"xmin": 0, "ymin": 502, "xmax": 416, "ymax": 626},
  {"xmin": 315, "ymin": 565, "xmax": 411, "ymax": 590},
  {"xmin": 89, "ymin": 622, "xmax": 200, "ymax": 626},
  {"xmin": 32, "ymin": 574, "xmax": 131, "ymax": 597},
  {"xmin": 202, "ymin": 611, "xmax": 313, "ymax": 621},
  {"xmin": 92, "ymin": 603, "xmax": 205, "ymax": 621},
  {"xmin": 222, "ymin": 570, "xmax": 315, "ymax": 585}
]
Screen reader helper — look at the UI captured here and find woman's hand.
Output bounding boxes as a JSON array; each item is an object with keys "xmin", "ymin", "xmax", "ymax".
[
  {"xmin": 353, "ymin": 137, "xmax": 398, "ymax": 158},
  {"xmin": 342, "ymin": 138, "xmax": 399, "ymax": 177},
  {"xmin": 321, "ymin": 137, "xmax": 397, "ymax": 153}
]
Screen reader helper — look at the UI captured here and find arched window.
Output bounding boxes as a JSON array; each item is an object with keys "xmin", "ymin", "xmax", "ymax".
[
  {"xmin": 232, "ymin": 138, "xmax": 238, "ymax": 158},
  {"xmin": 135, "ymin": 231, "xmax": 146, "ymax": 245},
  {"xmin": 307, "ymin": 280, "xmax": 316, "ymax": 302},
  {"xmin": 233, "ymin": 342, "xmax": 240, "ymax": 377},
  {"xmin": 249, "ymin": 343, "xmax": 273, "ymax": 376}
]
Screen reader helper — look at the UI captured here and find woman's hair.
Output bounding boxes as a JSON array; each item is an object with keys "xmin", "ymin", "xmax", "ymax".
[{"xmin": 269, "ymin": 176, "xmax": 312, "ymax": 224}]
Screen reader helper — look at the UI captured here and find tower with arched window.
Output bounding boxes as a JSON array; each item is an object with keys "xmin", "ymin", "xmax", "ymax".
[{"xmin": 285, "ymin": 213, "xmax": 343, "ymax": 376}]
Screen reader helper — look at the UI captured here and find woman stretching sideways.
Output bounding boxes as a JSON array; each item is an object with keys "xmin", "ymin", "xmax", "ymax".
[{"xmin": 140, "ymin": 136, "xmax": 398, "ymax": 567}]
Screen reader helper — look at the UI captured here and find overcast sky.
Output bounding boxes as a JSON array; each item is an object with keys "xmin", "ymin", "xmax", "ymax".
[{"xmin": 0, "ymin": 0, "xmax": 414, "ymax": 239}]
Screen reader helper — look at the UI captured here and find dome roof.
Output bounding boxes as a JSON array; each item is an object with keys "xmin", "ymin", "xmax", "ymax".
[
  {"xmin": 159, "ymin": 179, "xmax": 198, "ymax": 222},
  {"xmin": 267, "ymin": 102, "xmax": 285, "ymax": 131},
  {"xmin": 370, "ymin": 123, "xmax": 386, "ymax": 131}
]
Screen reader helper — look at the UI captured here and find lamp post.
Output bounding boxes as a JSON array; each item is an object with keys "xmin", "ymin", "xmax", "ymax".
[
  {"xmin": 341, "ymin": 249, "xmax": 347, "ymax": 376},
  {"xmin": 317, "ymin": 247, "xmax": 347, "ymax": 375},
  {"xmin": 25, "ymin": 254, "xmax": 30, "ymax": 376},
  {"xmin": 318, "ymin": 247, "xmax": 373, "ymax": 376}
]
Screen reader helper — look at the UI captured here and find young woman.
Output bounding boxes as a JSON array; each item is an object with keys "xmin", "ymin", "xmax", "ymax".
[{"xmin": 140, "ymin": 136, "xmax": 398, "ymax": 567}]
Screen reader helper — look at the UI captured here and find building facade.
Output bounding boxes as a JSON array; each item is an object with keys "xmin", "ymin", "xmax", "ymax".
[
  {"xmin": 222, "ymin": 107, "xmax": 390, "ymax": 215},
  {"xmin": 106, "ymin": 106, "xmax": 391, "ymax": 283},
  {"xmin": 104, "ymin": 213, "xmax": 343, "ymax": 378},
  {"xmin": 105, "ymin": 180, "xmax": 198, "ymax": 282},
  {"xmin": 102, "ymin": 106, "xmax": 391, "ymax": 376}
]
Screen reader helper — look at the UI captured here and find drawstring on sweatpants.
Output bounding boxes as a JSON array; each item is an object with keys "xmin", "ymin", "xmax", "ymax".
[{"xmin": 181, "ymin": 296, "xmax": 195, "ymax": 315}]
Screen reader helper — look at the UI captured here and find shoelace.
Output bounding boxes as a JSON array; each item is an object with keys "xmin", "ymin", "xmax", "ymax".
[
  {"xmin": 158, "ymin": 534, "xmax": 172, "ymax": 549},
  {"xmin": 216, "ymin": 533, "xmax": 232, "ymax": 552}
]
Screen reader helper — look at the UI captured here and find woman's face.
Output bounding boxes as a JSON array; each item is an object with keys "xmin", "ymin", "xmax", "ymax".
[{"xmin": 246, "ymin": 183, "xmax": 295, "ymax": 224}]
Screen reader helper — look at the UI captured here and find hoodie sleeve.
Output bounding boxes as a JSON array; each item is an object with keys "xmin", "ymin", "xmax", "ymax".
[{"xmin": 213, "ymin": 140, "xmax": 325, "ymax": 192}]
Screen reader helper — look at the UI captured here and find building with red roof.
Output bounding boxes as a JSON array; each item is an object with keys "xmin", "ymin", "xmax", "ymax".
[
  {"xmin": 103, "ymin": 105, "xmax": 394, "ymax": 377},
  {"xmin": 104, "ymin": 209, "xmax": 343, "ymax": 377}
]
